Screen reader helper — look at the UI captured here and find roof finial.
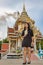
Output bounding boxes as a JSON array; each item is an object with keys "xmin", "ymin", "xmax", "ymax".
[{"xmin": 23, "ymin": 3, "xmax": 26, "ymax": 12}]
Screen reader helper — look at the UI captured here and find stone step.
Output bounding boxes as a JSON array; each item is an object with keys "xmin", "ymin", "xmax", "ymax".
[
  {"xmin": 2, "ymin": 52, "xmax": 39, "ymax": 60},
  {"xmin": 7, "ymin": 54, "xmax": 22, "ymax": 59}
]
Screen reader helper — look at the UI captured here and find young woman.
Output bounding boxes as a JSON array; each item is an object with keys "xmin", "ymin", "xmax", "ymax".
[{"xmin": 22, "ymin": 22, "xmax": 34, "ymax": 64}]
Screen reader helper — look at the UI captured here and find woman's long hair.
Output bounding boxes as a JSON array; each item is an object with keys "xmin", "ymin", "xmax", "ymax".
[
  {"xmin": 24, "ymin": 22, "xmax": 30, "ymax": 31},
  {"xmin": 27, "ymin": 23, "xmax": 30, "ymax": 30}
]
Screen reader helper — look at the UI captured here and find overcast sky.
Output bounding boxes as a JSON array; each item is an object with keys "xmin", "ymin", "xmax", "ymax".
[{"xmin": 0, "ymin": 0, "xmax": 43, "ymax": 39}]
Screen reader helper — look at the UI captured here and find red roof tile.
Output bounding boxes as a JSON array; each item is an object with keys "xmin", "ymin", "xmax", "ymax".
[{"xmin": 8, "ymin": 28, "xmax": 14, "ymax": 33}]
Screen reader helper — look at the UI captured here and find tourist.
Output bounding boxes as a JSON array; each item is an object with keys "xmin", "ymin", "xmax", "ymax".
[{"xmin": 21, "ymin": 22, "xmax": 34, "ymax": 64}]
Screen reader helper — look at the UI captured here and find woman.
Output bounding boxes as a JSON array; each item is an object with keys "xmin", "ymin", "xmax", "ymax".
[{"xmin": 22, "ymin": 22, "xmax": 34, "ymax": 64}]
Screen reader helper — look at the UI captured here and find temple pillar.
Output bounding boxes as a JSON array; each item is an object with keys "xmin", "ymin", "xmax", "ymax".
[
  {"xmin": 18, "ymin": 39, "xmax": 22, "ymax": 48},
  {"xmin": 9, "ymin": 40, "xmax": 11, "ymax": 53},
  {"xmin": 16, "ymin": 39, "xmax": 18, "ymax": 50},
  {"xmin": 34, "ymin": 38, "xmax": 37, "ymax": 51}
]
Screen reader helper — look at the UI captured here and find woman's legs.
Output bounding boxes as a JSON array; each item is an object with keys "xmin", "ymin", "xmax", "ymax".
[
  {"xmin": 23, "ymin": 47, "xmax": 27, "ymax": 63},
  {"xmin": 27, "ymin": 47, "xmax": 31, "ymax": 62}
]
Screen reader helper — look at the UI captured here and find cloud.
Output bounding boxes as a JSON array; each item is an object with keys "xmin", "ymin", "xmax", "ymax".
[
  {"xmin": 0, "ymin": 0, "xmax": 43, "ymax": 13},
  {"xmin": 6, "ymin": 16, "xmax": 16, "ymax": 28},
  {"xmin": 0, "ymin": 20, "xmax": 7, "ymax": 39}
]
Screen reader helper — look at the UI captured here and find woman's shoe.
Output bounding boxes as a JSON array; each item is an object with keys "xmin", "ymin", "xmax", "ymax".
[
  {"xmin": 27, "ymin": 61, "xmax": 31, "ymax": 64},
  {"xmin": 23, "ymin": 62, "xmax": 26, "ymax": 65}
]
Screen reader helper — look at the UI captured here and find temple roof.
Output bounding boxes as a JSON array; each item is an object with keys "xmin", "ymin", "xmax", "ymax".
[{"xmin": 16, "ymin": 4, "xmax": 35, "ymax": 24}]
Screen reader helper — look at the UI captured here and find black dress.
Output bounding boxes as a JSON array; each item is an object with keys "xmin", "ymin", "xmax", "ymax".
[{"xmin": 22, "ymin": 29, "xmax": 33, "ymax": 47}]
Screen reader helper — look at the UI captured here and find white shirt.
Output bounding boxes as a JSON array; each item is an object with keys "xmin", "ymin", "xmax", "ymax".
[{"xmin": 24, "ymin": 29, "xmax": 28, "ymax": 36}]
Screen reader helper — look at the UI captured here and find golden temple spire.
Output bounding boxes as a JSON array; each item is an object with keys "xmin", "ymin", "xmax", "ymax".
[{"xmin": 23, "ymin": 3, "xmax": 26, "ymax": 12}]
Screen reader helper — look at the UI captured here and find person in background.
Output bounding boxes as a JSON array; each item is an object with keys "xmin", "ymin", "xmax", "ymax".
[{"xmin": 21, "ymin": 22, "xmax": 34, "ymax": 65}]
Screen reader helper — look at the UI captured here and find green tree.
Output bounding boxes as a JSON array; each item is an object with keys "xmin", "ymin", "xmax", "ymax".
[
  {"xmin": 41, "ymin": 39, "xmax": 43, "ymax": 49},
  {"xmin": 36, "ymin": 39, "xmax": 43, "ymax": 50},
  {"xmin": 0, "ymin": 41, "xmax": 2, "ymax": 50},
  {"xmin": 3, "ymin": 38, "xmax": 9, "ymax": 43}
]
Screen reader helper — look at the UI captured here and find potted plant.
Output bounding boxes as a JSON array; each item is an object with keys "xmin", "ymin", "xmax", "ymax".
[{"xmin": 16, "ymin": 47, "xmax": 22, "ymax": 53}]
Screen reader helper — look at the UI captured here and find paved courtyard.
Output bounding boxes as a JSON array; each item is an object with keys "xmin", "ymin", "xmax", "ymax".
[{"xmin": 0, "ymin": 59, "xmax": 43, "ymax": 65}]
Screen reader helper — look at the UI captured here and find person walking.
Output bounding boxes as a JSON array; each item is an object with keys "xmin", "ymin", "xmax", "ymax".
[{"xmin": 21, "ymin": 22, "xmax": 34, "ymax": 65}]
